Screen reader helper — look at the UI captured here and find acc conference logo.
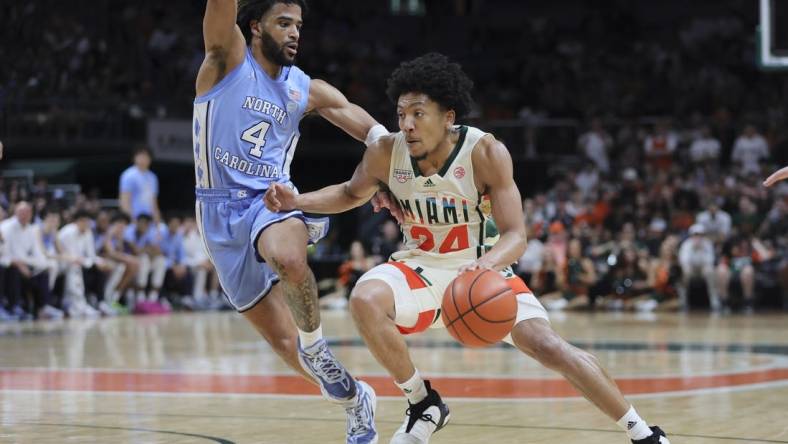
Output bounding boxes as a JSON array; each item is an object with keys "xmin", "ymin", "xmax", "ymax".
[{"xmin": 394, "ymin": 169, "xmax": 413, "ymax": 183}]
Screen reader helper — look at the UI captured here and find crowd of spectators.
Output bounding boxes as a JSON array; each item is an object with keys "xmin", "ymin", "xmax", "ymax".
[
  {"xmin": 3, "ymin": 1, "xmax": 787, "ymax": 147},
  {"xmin": 1, "ymin": 1, "xmax": 787, "ymax": 320},
  {"xmin": 517, "ymin": 118, "xmax": 788, "ymax": 313},
  {"xmin": 0, "ymin": 179, "xmax": 225, "ymax": 322}
]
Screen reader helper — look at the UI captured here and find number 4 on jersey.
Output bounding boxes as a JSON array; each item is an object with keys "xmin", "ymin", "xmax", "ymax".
[{"xmin": 242, "ymin": 120, "xmax": 271, "ymax": 158}]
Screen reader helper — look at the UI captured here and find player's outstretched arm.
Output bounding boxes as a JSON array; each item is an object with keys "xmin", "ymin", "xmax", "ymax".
[
  {"xmin": 264, "ymin": 137, "xmax": 392, "ymax": 214},
  {"xmin": 764, "ymin": 166, "xmax": 788, "ymax": 187},
  {"xmin": 197, "ymin": 0, "xmax": 246, "ymax": 95},
  {"xmin": 307, "ymin": 79, "xmax": 387, "ymax": 145},
  {"xmin": 460, "ymin": 136, "xmax": 527, "ymax": 273}
]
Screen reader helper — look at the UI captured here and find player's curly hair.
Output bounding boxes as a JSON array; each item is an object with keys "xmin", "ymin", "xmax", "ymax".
[
  {"xmin": 237, "ymin": 0, "xmax": 308, "ymax": 44},
  {"xmin": 386, "ymin": 53, "xmax": 475, "ymax": 119}
]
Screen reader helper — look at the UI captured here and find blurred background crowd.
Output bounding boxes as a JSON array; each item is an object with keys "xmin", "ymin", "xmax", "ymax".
[{"xmin": 1, "ymin": 0, "xmax": 787, "ymax": 321}]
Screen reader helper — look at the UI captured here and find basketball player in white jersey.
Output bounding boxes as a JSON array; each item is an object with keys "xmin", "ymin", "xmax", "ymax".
[
  {"xmin": 764, "ymin": 166, "xmax": 788, "ymax": 186},
  {"xmin": 265, "ymin": 53, "xmax": 670, "ymax": 444}
]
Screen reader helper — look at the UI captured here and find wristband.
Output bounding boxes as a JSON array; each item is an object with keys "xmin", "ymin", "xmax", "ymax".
[{"xmin": 365, "ymin": 124, "xmax": 389, "ymax": 147}]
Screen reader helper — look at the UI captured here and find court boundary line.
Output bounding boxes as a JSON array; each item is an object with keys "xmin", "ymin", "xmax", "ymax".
[
  {"xmin": 2, "ymin": 359, "xmax": 786, "ymax": 381},
  {"xmin": 3, "ymin": 378, "xmax": 787, "ymax": 402}
]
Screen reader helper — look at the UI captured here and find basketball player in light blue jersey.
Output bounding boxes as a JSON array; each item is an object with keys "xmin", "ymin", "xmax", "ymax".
[{"xmin": 194, "ymin": 1, "xmax": 388, "ymax": 442}]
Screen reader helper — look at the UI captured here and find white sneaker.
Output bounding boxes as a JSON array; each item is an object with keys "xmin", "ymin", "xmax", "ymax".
[
  {"xmin": 390, "ymin": 381, "xmax": 450, "ymax": 444},
  {"xmin": 39, "ymin": 305, "xmax": 65, "ymax": 320},
  {"xmin": 545, "ymin": 298, "xmax": 568, "ymax": 311},
  {"xmin": 98, "ymin": 301, "xmax": 118, "ymax": 316},
  {"xmin": 83, "ymin": 304, "xmax": 101, "ymax": 319},
  {"xmin": 635, "ymin": 299, "xmax": 658, "ymax": 312}
]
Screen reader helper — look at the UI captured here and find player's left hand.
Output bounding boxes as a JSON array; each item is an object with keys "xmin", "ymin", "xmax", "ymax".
[
  {"xmin": 458, "ymin": 257, "xmax": 496, "ymax": 274},
  {"xmin": 371, "ymin": 190, "xmax": 404, "ymax": 224}
]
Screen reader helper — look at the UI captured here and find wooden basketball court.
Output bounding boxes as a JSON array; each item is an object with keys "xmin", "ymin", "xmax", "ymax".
[{"xmin": 2, "ymin": 310, "xmax": 787, "ymax": 443}]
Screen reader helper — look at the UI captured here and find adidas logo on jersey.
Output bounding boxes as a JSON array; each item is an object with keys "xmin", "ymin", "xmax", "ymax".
[{"xmin": 423, "ymin": 178, "xmax": 436, "ymax": 187}]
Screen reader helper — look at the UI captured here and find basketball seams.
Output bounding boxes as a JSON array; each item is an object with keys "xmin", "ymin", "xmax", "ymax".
[
  {"xmin": 469, "ymin": 286, "xmax": 517, "ymax": 323},
  {"xmin": 449, "ymin": 270, "xmax": 495, "ymax": 345},
  {"xmin": 443, "ymin": 269, "xmax": 489, "ymax": 329},
  {"xmin": 443, "ymin": 285, "xmax": 515, "ymax": 328}
]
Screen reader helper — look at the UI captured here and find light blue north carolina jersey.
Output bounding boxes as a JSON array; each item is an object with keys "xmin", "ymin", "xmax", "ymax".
[
  {"xmin": 190, "ymin": 48, "xmax": 325, "ymax": 312},
  {"xmin": 192, "ymin": 47, "xmax": 310, "ymax": 190}
]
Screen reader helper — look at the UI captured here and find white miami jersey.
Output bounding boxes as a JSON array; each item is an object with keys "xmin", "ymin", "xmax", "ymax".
[{"xmin": 388, "ymin": 125, "xmax": 491, "ymax": 259}]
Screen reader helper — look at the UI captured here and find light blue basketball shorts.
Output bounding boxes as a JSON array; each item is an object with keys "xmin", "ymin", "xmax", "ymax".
[{"xmin": 195, "ymin": 187, "xmax": 328, "ymax": 312}]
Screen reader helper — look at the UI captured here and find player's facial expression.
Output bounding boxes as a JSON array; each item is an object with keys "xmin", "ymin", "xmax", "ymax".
[
  {"xmin": 257, "ymin": 3, "xmax": 302, "ymax": 66},
  {"xmin": 397, "ymin": 93, "xmax": 453, "ymax": 158}
]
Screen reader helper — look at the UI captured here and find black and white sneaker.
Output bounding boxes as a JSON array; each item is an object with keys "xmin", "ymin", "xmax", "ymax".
[
  {"xmin": 390, "ymin": 380, "xmax": 450, "ymax": 444},
  {"xmin": 632, "ymin": 426, "xmax": 671, "ymax": 444}
]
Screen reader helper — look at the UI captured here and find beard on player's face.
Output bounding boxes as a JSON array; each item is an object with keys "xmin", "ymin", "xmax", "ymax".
[{"xmin": 261, "ymin": 29, "xmax": 295, "ymax": 66}]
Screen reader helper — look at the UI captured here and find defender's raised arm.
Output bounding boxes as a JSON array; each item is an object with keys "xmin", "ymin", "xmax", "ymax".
[{"xmin": 197, "ymin": 0, "xmax": 246, "ymax": 95}]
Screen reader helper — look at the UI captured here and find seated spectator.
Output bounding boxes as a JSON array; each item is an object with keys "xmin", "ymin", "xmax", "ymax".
[
  {"xmin": 678, "ymin": 224, "xmax": 719, "ymax": 310},
  {"xmin": 100, "ymin": 213, "xmax": 139, "ymax": 311},
  {"xmin": 539, "ymin": 238, "xmax": 596, "ymax": 311},
  {"xmin": 38, "ymin": 209, "xmax": 64, "ymax": 296},
  {"xmin": 632, "ymin": 235, "xmax": 682, "ymax": 312},
  {"xmin": 643, "ymin": 120, "xmax": 678, "ymax": 172},
  {"xmin": 597, "ymin": 246, "xmax": 651, "ymax": 310},
  {"xmin": 160, "ymin": 215, "xmax": 188, "ymax": 304},
  {"xmin": 577, "ymin": 118, "xmax": 612, "ymax": 174},
  {"xmin": 716, "ymin": 236, "xmax": 773, "ymax": 313},
  {"xmin": 516, "ymin": 225, "xmax": 545, "ymax": 285},
  {"xmin": 695, "ymin": 200, "xmax": 731, "ymax": 242},
  {"xmin": 124, "ymin": 213, "xmax": 168, "ymax": 309},
  {"xmin": 688, "ymin": 126, "xmax": 721, "ymax": 165},
  {"xmin": 57, "ymin": 210, "xmax": 107, "ymax": 318},
  {"xmin": 181, "ymin": 217, "xmax": 221, "ymax": 309},
  {"xmin": 530, "ymin": 248, "xmax": 562, "ymax": 297},
  {"xmin": 0, "ymin": 202, "xmax": 63, "ymax": 320},
  {"xmin": 732, "ymin": 124, "xmax": 769, "ymax": 176},
  {"xmin": 321, "ymin": 240, "xmax": 374, "ymax": 309},
  {"xmin": 370, "ymin": 220, "xmax": 402, "ymax": 264}
]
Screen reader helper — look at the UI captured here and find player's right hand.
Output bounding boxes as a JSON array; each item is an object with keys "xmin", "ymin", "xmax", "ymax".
[
  {"xmin": 264, "ymin": 183, "xmax": 296, "ymax": 212},
  {"xmin": 371, "ymin": 190, "xmax": 404, "ymax": 224}
]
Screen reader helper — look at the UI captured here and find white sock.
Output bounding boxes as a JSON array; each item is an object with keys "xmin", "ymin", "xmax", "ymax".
[
  {"xmin": 396, "ymin": 368, "xmax": 428, "ymax": 404},
  {"xmin": 298, "ymin": 325, "xmax": 323, "ymax": 349},
  {"xmin": 617, "ymin": 406, "xmax": 652, "ymax": 441}
]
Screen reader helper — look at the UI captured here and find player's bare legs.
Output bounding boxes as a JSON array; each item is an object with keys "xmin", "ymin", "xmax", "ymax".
[
  {"xmin": 511, "ymin": 318, "xmax": 668, "ymax": 442},
  {"xmin": 241, "ymin": 284, "xmax": 315, "ymax": 384},
  {"xmin": 510, "ymin": 318, "xmax": 629, "ymax": 418},
  {"xmin": 258, "ymin": 219, "xmax": 321, "ymax": 333},
  {"xmin": 350, "ymin": 280, "xmax": 450, "ymax": 443},
  {"xmin": 349, "ymin": 281, "xmax": 416, "ymax": 382},
  {"xmin": 258, "ymin": 217, "xmax": 377, "ymax": 443}
]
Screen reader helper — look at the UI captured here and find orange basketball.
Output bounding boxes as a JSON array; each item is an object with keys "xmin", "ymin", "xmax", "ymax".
[{"xmin": 441, "ymin": 269, "xmax": 517, "ymax": 347}]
